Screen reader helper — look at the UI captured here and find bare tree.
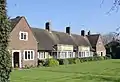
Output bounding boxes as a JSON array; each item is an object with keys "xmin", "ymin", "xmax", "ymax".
[{"xmin": 101, "ymin": 0, "xmax": 120, "ymax": 14}]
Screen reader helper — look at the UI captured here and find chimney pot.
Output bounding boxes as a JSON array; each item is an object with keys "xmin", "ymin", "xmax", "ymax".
[
  {"xmin": 81, "ymin": 30, "xmax": 85, "ymax": 36},
  {"xmin": 66, "ymin": 27, "xmax": 70, "ymax": 34},
  {"xmin": 88, "ymin": 31, "xmax": 90, "ymax": 35},
  {"xmin": 45, "ymin": 22, "xmax": 50, "ymax": 31}
]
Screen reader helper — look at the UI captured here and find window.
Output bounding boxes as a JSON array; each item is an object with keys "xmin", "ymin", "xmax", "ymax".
[
  {"xmin": 19, "ymin": 31, "xmax": 28, "ymax": 41},
  {"xmin": 68, "ymin": 52, "xmax": 73, "ymax": 58},
  {"xmin": 24, "ymin": 50, "xmax": 34, "ymax": 60},
  {"xmin": 79, "ymin": 52, "xmax": 81, "ymax": 58},
  {"xmin": 58, "ymin": 52, "xmax": 67, "ymax": 59},
  {"xmin": 101, "ymin": 52, "xmax": 103, "ymax": 56},
  {"xmin": 81, "ymin": 52, "xmax": 84, "ymax": 57},
  {"xmin": 86, "ymin": 52, "xmax": 90, "ymax": 57},
  {"xmin": 38, "ymin": 52, "xmax": 45, "ymax": 59}
]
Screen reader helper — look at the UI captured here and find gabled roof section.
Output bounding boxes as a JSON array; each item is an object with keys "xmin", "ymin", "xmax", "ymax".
[
  {"xmin": 10, "ymin": 16, "xmax": 22, "ymax": 31},
  {"xmin": 52, "ymin": 31, "xmax": 76, "ymax": 45},
  {"xmin": 31, "ymin": 27, "xmax": 94, "ymax": 51},
  {"xmin": 31, "ymin": 28, "xmax": 58, "ymax": 50},
  {"xmin": 72, "ymin": 34, "xmax": 91, "ymax": 46},
  {"xmin": 86, "ymin": 34, "xmax": 100, "ymax": 47}
]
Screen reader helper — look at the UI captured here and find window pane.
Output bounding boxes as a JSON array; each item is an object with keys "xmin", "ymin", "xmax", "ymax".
[
  {"xmin": 31, "ymin": 51, "xmax": 33, "ymax": 59},
  {"xmin": 40, "ymin": 52, "xmax": 44, "ymax": 58},
  {"xmin": 24, "ymin": 33, "xmax": 26, "ymax": 40},
  {"xmin": 25, "ymin": 51, "xmax": 27, "ymax": 59},
  {"xmin": 28, "ymin": 51, "xmax": 30, "ymax": 59},
  {"xmin": 44, "ymin": 53, "xmax": 45, "ymax": 58},
  {"xmin": 21, "ymin": 33, "xmax": 24, "ymax": 39}
]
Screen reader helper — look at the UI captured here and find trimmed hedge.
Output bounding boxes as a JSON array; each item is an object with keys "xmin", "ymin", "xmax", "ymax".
[
  {"xmin": 68, "ymin": 58, "xmax": 75, "ymax": 64},
  {"xmin": 74, "ymin": 58, "xmax": 81, "ymax": 64},
  {"xmin": 57, "ymin": 59, "xmax": 69, "ymax": 65},
  {"xmin": 38, "ymin": 56, "xmax": 111, "ymax": 67},
  {"xmin": 47, "ymin": 59, "xmax": 59, "ymax": 67}
]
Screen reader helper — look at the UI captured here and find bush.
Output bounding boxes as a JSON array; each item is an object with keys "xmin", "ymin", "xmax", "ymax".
[
  {"xmin": 48, "ymin": 59, "xmax": 59, "ymax": 67},
  {"xmin": 57, "ymin": 59, "xmax": 64, "ymax": 65},
  {"xmin": 38, "ymin": 59, "xmax": 47, "ymax": 67},
  {"xmin": 68, "ymin": 58, "xmax": 75, "ymax": 64},
  {"xmin": 104, "ymin": 55, "xmax": 111, "ymax": 60},
  {"xmin": 74, "ymin": 58, "xmax": 80, "ymax": 64},
  {"xmin": 99, "ymin": 56, "xmax": 104, "ymax": 60},
  {"xmin": 57, "ymin": 59, "xmax": 69, "ymax": 65},
  {"xmin": 79, "ymin": 58, "xmax": 84, "ymax": 63},
  {"xmin": 24, "ymin": 65, "xmax": 30, "ymax": 69},
  {"xmin": 106, "ymin": 54, "xmax": 112, "ymax": 59},
  {"xmin": 63, "ymin": 59, "xmax": 69, "ymax": 65}
]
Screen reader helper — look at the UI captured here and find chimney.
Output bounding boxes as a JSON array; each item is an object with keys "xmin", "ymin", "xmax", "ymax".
[
  {"xmin": 81, "ymin": 30, "xmax": 85, "ymax": 36},
  {"xmin": 16, "ymin": 16, "xmax": 21, "ymax": 18},
  {"xmin": 45, "ymin": 22, "xmax": 50, "ymax": 31},
  {"xmin": 88, "ymin": 31, "xmax": 90, "ymax": 35},
  {"xmin": 66, "ymin": 27, "xmax": 70, "ymax": 34}
]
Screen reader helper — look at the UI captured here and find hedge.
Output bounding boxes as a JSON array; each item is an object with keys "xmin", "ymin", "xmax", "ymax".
[{"xmin": 37, "ymin": 55, "xmax": 111, "ymax": 67}]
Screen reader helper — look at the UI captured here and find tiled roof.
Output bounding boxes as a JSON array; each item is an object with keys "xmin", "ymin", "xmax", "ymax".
[
  {"xmin": 86, "ymin": 34, "xmax": 100, "ymax": 48},
  {"xmin": 31, "ymin": 28, "xmax": 58, "ymax": 51},
  {"xmin": 10, "ymin": 16, "xmax": 22, "ymax": 31}
]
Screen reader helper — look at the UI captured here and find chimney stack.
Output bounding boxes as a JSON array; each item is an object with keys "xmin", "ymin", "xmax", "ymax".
[
  {"xmin": 45, "ymin": 22, "xmax": 50, "ymax": 31},
  {"xmin": 88, "ymin": 31, "xmax": 90, "ymax": 35},
  {"xmin": 66, "ymin": 27, "xmax": 70, "ymax": 34},
  {"xmin": 81, "ymin": 30, "xmax": 85, "ymax": 36}
]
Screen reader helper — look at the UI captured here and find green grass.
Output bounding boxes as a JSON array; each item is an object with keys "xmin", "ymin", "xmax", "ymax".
[{"xmin": 11, "ymin": 59, "xmax": 120, "ymax": 82}]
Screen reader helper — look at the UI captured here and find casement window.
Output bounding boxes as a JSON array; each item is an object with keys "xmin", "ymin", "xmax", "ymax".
[
  {"xmin": 86, "ymin": 52, "xmax": 90, "ymax": 57},
  {"xmin": 57, "ymin": 52, "xmax": 67, "ymax": 59},
  {"xmin": 79, "ymin": 51, "xmax": 89, "ymax": 58},
  {"xmin": 68, "ymin": 52, "xmax": 73, "ymax": 58},
  {"xmin": 52, "ymin": 52, "xmax": 57, "ymax": 59},
  {"xmin": 79, "ymin": 52, "xmax": 81, "ymax": 57},
  {"xmin": 19, "ymin": 31, "xmax": 28, "ymax": 41},
  {"xmin": 24, "ymin": 50, "xmax": 34, "ymax": 60},
  {"xmin": 38, "ymin": 52, "xmax": 46, "ymax": 59},
  {"xmin": 61, "ymin": 52, "xmax": 67, "ymax": 59},
  {"xmin": 81, "ymin": 52, "xmax": 84, "ymax": 57}
]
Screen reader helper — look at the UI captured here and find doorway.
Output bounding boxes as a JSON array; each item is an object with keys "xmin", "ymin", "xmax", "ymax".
[
  {"xmin": 12, "ymin": 50, "xmax": 21, "ymax": 68},
  {"xmin": 13, "ymin": 52, "xmax": 19, "ymax": 68}
]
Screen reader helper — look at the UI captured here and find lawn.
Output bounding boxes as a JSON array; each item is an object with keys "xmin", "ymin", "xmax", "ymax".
[{"xmin": 10, "ymin": 59, "xmax": 120, "ymax": 82}]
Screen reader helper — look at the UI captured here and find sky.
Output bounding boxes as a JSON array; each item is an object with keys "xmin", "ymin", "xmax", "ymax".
[{"xmin": 7, "ymin": 0, "xmax": 120, "ymax": 35}]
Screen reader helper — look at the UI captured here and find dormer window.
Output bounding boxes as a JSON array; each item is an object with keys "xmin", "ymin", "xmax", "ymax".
[{"xmin": 19, "ymin": 31, "xmax": 28, "ymax": 41}]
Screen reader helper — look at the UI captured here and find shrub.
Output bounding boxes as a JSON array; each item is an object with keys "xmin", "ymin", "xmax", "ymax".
[
  {"xmin": 24, "ymin": 65, "xmax": 30, "ymax": 69},
  {"xmin": 79, "ymin": 58, "xmax": 84, "ymax": 63},
  {"xmin": 63, "ymin": 59, "xmax": 69, "ymax": 65},
  {"xmin": 57, "ymin": 59, "xmax": 69, "ymax": 65},
  {"xmin": 106, "ymin": 54, "xmax": 112, "ymax": 59},
  {"xmin": 68, "ymin": 58, "xmax": 75, "ymax": 64},
  {"xmin": 99, "ymin": 56, "xmax": 104, "ymax": 60},
  {"xmin": 48, "ymin": 59, "xmax": 59, "ymax": 67},
  {"xmin": 38, "ymin": 59, "xmax": 46, "ymax": 67},
  {"xmin": 74, "ymin": 58, "xmax": 80, "ymax": 64},
  {"xmin": 57, "ymin": 59, "xmax": 64, "ymax": 65}
]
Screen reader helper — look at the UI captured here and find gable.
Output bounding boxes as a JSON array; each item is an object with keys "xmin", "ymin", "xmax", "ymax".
[
  {"xmin": 86, "ymin": 34, "xmax": 100, "ymax": 48},
  {"xmin": 96, "ymin": 35, "xmax": 106, "ymax": 51},
  {"xmin": 9, "ymin": 17, "xmax": 38, "ymax": 50}
]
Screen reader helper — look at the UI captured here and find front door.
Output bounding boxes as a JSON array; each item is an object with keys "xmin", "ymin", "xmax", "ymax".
[{"xmin": 13, "ymin": 52, "xmax": 19, "ymax": 68}]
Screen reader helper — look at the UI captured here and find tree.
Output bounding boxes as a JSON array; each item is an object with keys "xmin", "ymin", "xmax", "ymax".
[
  {"xmin": 0, "ymin": 0, "xmax": 12, "ymax": 82},
  {"xmin": 101, "ymin": 0, "xmax": 120, "ymax": 13}
]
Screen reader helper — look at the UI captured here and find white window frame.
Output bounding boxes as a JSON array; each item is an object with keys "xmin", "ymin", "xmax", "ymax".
[
  {"xmin": 58, "ymin": 51, "xmax": 67, "ymax": 59},
  {"xmin": 24, "ymin": 50, "xmax": 34, "ymax": 60},
  {"xmin": 38, "ymin": 52, "xmax": 46, "ymax": 59},
  {"xmin": 19, "ymin": 31, "xmax": 28, "ymax": 41},
  {"xmin": 68, "ymin": 52, "xmax": 74, "ymax": 58}
]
